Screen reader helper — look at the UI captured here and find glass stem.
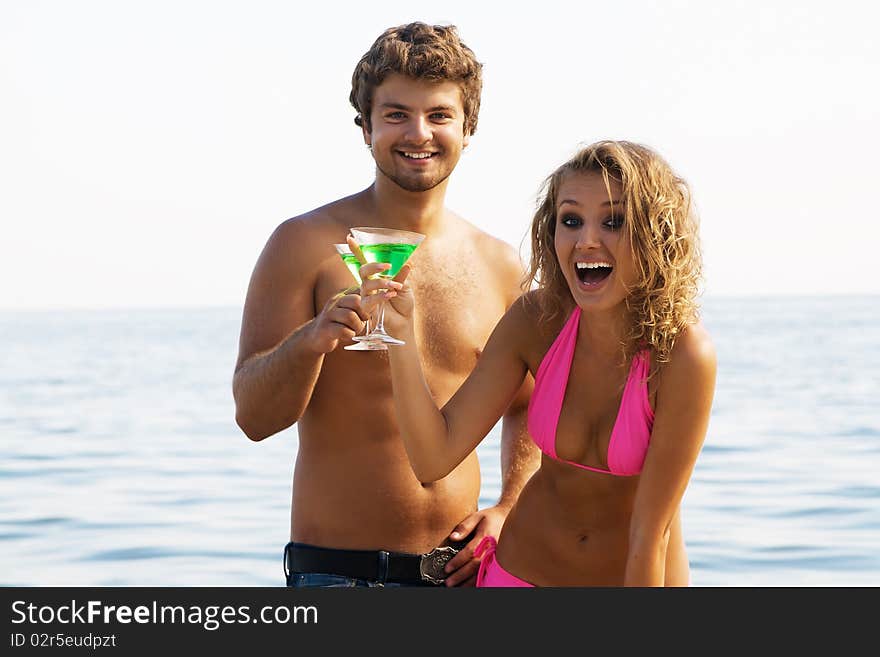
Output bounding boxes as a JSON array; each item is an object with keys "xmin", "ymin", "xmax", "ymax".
[{"xmin": 373, "ymin": 300, "xmax": 388, "ymax": 335}]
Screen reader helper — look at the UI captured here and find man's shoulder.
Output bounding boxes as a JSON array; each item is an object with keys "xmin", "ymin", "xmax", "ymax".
[
  {"xmin": 264, "ymin": 196, "xmax": 366, "ymax": 262},
  {"xmin": 253, "ymin": 196, "xmax": 361, "ymax": 280},
  {"xmin": 274, "ymin": 196, "xmax": 357, "ymax": 240},
  {"xmin": 461, "ymin": 220, "xmax": 519, "ymax": 257},
  {"xmin": 454, "ymin": 218, "xmax": 526, "ymax": 283}
]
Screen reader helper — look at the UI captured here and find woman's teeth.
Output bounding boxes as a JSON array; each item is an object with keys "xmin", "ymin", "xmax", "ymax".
[{"xmin": 575, "ymin": 261, "xmax": 613, "ymax": 284}]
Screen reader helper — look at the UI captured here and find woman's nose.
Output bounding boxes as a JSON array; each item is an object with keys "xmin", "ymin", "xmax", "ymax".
[{"xmin": 575, "ymin": 223, "xmax": 601, "ymax": 249}]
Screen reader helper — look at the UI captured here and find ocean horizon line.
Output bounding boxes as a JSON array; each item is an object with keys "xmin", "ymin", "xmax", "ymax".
[
  {"xmin": 0, "ymin": 304, "xmax": 247, "ymax": 315},
  {"xmin": 2, "ymin": 291, "xmax": 879, "ymax": 315}
]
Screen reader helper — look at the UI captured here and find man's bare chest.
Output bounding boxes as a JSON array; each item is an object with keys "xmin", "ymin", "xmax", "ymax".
[{"xmin": 315, "ymin": 261, "xmax": 506, "ymax": 371}]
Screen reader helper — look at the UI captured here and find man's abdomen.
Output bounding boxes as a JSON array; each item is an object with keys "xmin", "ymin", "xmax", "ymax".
[{"xmin": 289, "ymin": 430, "xmax": 480, "ymax": 554}]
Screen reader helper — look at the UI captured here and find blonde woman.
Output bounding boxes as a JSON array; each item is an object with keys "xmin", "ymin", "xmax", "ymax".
[{"xmin": 357, "ymin": 140, "xmax": 717, "ymax": 586}]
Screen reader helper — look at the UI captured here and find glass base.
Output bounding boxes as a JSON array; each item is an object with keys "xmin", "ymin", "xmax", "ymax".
[
  {"xmin": 353, "ymin": 330, "xmax": 405, "ymax": 346},
  {"xmin": 344, "ymin": 339, "xmax": 388, "ymax": 351}
]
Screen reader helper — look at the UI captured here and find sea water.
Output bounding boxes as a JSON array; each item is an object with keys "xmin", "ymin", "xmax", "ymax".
[{"xmin": 1, "ymin": 296, "xmax": 878, "ymax": 586}]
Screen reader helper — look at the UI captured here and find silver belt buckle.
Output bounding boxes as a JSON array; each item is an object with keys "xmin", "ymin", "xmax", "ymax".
[{"xmin": 419, "ymin": 546, "xmax": 458, "ymax": 584}]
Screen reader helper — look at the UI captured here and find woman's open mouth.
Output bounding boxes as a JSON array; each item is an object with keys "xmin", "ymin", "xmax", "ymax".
[{"xmin": 575, "ymin": 261, "xmax": 613, "ymax": 287}]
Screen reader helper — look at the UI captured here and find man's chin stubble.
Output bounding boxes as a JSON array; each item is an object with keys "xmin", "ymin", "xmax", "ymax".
[{"xmin": 375, "ymin": 163, "xmax": 452, "ymax": 193}]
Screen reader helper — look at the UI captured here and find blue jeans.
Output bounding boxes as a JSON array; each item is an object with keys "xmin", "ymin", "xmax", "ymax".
[{"xmin": 286, "ymin": 572, "xmax": 420, "ymax": 588}]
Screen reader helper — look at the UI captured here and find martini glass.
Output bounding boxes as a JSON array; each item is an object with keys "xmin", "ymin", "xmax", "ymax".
[
  {"xmin": 349, "ymin": 227, "xmax": 424, "ymax": 346},
  {"xmin": 333, "ymin": 243, "xmax": 387, "ymax": 352}
]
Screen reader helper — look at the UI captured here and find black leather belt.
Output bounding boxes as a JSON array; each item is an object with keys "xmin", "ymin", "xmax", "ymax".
[{"xmin": 284, "ymin": 542, "xmax": 458, "ymax": 585}]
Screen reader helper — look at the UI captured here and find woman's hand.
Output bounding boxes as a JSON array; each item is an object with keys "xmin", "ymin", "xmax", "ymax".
[
  {"xmin": 347, "ymin": 234, "xmax": 413, "ymax": 336},
  {"xmin": 354, "ymin": 262, "xmax": 413, "ymax": 337},
  {"xmin": 378, "ymin": 264, "xmax": 413, "ymax": 334}
]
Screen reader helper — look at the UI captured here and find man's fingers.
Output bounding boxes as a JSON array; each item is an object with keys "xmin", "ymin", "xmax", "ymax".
[
  {"xmin": 329, "ymin": 322, "xmax": 357, "ymax": 340},
  {"xmin": 327, "ymin": 287, "xmax": 362, "ymax": 308},
  {"xmin": 328, "ymin": 301, "xmax": 368, "ymax": 328},
  {"xmin": 444, "ymin": 559, "xmax": 479, "ymax": 587},
  {"xmin": 448, "ymin": 514, "xmax": 479, "ymax": 543},
  {"xmin": 346, "ymin": 234, "xmax": 367, "ymax": 264},
  {"xmin": 444, "ymin": 521, "xmax": 483, "ymax": 575},
  {"xmin": 333, "ymin": 295, "xmax": 370, "ymax": 321},
  {"xmin": 445, "ymin": 544, "xmax": 475, "ymax": 573}
]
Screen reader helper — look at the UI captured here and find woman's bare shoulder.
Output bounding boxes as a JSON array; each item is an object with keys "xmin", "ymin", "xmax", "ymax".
[
  {"xmin": 657, "ymin": 321, "xmax": 717, "ymax": 401},
  {"xmin": 497, "ymin": 290, "xmax": 570, "ymax": 364},
  {"xmin": 670, "ymin": 321, "xmax": 716, "ymax": 369}
]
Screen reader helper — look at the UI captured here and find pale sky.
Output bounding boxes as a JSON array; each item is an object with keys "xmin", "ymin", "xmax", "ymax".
[{"xmin": 2, "ymin": 0, "xmax": 878, "ymax": 310}]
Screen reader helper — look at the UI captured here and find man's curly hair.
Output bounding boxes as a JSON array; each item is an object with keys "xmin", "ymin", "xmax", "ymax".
[{"xmin": 349, "ymin": 22, "xmax": 483, "ymax": 136}]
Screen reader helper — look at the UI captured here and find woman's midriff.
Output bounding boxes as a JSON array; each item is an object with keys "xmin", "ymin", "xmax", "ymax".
[{"xmin": 495, "ymin": 460, "xmax": 689, "ymax": 586}]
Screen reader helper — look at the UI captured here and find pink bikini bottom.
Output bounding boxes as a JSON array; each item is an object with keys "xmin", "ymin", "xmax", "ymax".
[
  {"xmin": 474, "ymin": 536, "xmax": 693, "ymax": 586},
  {"xmin": 474, "ymin": 536, "xmax": 534, "ymax": 588}
]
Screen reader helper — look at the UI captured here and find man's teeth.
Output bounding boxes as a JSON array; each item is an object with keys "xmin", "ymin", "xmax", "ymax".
[
  {"xmin": 575, "ymin": 262, "xmax": 612, "ymax": 269},
  {"xmin": 402, "ymin": 152, "xmax": 433, "ymax": 159}
]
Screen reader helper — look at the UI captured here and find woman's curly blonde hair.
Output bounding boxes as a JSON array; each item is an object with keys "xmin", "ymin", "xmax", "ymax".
[{"xmin": 526, "ymin": 140, "xmax": 703, "ymax": 367}]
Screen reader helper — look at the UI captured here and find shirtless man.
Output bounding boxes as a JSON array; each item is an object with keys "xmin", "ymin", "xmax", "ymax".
[{"xmin": 232, "ymin": 22, "xmax": 539, "ymax": 587}]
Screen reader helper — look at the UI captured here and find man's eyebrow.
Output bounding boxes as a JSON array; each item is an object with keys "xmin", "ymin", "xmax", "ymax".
[
  {"xmin": 378, "ymin": 103, "xmax": 456, "ymax": 112},
  {"xmin": 379, "ymin": 102, "xmax": 412, "ymax": 111}
]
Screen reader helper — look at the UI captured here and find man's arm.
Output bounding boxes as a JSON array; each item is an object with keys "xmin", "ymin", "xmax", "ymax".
[
  {"xmin": 233, "ymin": 219, "xmax": 367, "ymax": 441},
  {"xmin": 496, "ymin": 376, "xmax": 540, "ymax": 511}
]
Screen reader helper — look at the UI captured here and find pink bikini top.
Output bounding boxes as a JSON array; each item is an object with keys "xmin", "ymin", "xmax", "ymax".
[{"xmin": 527, "ymin": 307, "xmax": 654, "ymax": 476}]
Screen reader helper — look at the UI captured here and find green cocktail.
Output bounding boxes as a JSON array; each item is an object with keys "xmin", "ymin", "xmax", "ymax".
[
  {"xmin": 333, "ymin": 243, "xmax": 386, "ymax": 351},
  {"xmin": 340, "ymin": 252, "xmax": 363, "ymax": 282},
  {"xmin": 360, "ymin": 243, "xmax": 419, "ymax": 278},
  {"xmin": 349, "ymin": 227, "xmax": 425, "ymax": 346}
]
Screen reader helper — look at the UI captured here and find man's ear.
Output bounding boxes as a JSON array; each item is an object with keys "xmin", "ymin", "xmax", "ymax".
[
  {"xmin": 362, "ymin": 121, "xmax": 371, "ymax": 147},
  {"xmin": 462, "ymin": 131, "xmax": 471, "ymax": 149}
]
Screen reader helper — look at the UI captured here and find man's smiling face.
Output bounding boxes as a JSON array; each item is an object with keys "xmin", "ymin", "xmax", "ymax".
[{"xmin": 364, "ymin": 73, "xmax": 470, "ymax": 193}]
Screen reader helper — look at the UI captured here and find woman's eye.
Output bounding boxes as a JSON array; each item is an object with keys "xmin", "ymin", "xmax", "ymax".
[
  {"xmin": 560, "ymin": 214, "xmax": 582, "ymax": 227},
  {"xmin": 604, "ymin": 215, "xmax": 624, "ymax": 230}
]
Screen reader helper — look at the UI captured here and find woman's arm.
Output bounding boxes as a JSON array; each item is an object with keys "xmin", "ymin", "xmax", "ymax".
[
  {"xmin": 383, "ymin": 278, "xmax": 532, "ymax": 483},
  {"xmin": 624, "ymin": 322, "xmax": 717, "ymax": 586}
]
